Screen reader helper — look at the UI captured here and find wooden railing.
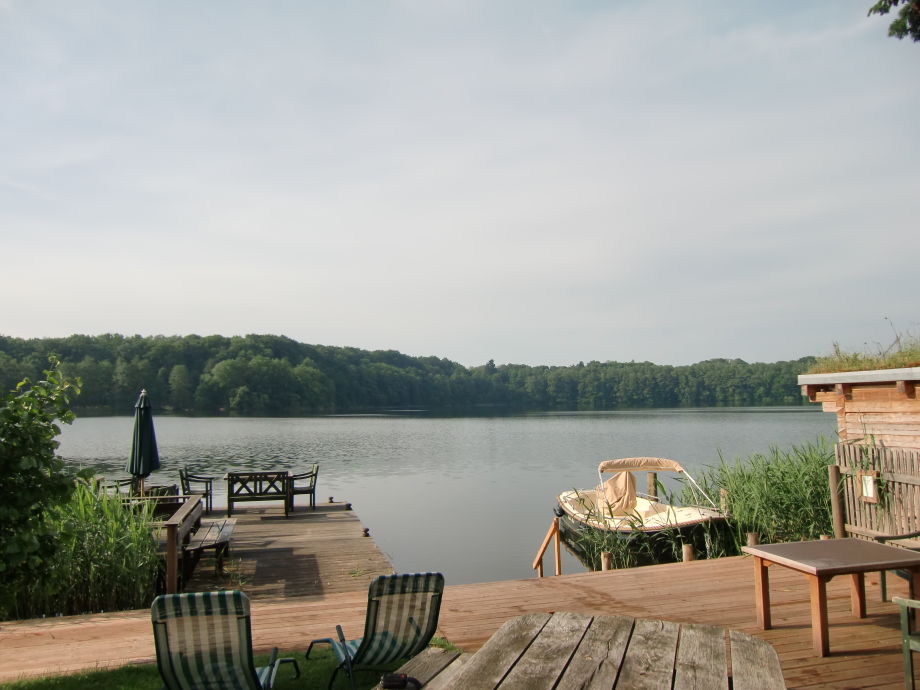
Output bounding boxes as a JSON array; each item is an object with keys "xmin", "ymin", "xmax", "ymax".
[{"xmin": 533, "ymin": 517, "xmax": 562, "ymax": 577}]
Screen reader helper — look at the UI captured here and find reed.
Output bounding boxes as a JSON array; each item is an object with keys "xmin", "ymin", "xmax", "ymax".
[
  {"xmin": 14, "ymin": 480, "xmax": 160, "ymax": 619},
  {"xmin": 689, "ymin": 438, "xmax": 835, "ymax": 545}
]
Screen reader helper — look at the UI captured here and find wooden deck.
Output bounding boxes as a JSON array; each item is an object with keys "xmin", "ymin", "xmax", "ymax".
[
  {"xmin": 188, "ymin": 502, "xmax": 395, "ymax": 597},
  {"xmin": 0, "ymin": 552, "xmax": 915, "ymax": 687}
]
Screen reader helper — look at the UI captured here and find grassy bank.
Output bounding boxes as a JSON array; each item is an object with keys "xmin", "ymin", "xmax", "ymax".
[{"xmin": 0, "ymin": 648, "xmax": 395, "ymax": 690}]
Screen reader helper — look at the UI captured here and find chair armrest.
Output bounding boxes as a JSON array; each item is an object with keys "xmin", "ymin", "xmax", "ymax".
[
  {"xmin": 875, "ymin": 529, "xmax": 920, "ymax": 543},
  {"xmin": 894, "ymin": 596, "xmax": 920, "ymax": 611}
]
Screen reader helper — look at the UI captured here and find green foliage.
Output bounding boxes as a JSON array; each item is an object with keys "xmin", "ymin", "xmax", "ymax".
[
  {"xmin": 0, "ymin": 359, "xmax": 80, "ymax": 619},
  {"xmin": 869, "ymin": 0, "xmax": 920, "ymax": 41},
  {"xmin": 0, "ymin": 334, "xmax": 815, "ymax": 416},
  {"xmin": 11, "ymin": 481, "xmax": 161, "ymax": 619},
  {"xmin": 688, "ymin": 439, "xmax": 835, "ymax": 545}
]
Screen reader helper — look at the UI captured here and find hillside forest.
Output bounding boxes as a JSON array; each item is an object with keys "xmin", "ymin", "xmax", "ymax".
[{"xmin": 0, "ymin": 334, "xmax": 814, "ymax": 416}]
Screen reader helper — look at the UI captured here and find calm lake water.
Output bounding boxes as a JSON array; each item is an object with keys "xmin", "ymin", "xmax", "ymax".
[{"xmin": 58, "ymin": 407, "xmax": 834, "ymax": 585}]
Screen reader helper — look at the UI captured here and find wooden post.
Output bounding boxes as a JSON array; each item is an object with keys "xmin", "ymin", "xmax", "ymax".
[
  {"xmin": 682, "ymin": 544, "xmax": 695, "ymax": 562},
  {"xmin": 828, "ymin": 464, "xmax": 845, "ymax": 539},
  {"xmin": 646, "ymin": 472, "xmax": 658, "ymax": 500},
  {"xmin": 746, "ymin": 532, "xmax": 759, "ymax": 547},
  {"xmin": 553, "ymin": 517, "xmax": 561, "ymax": 577},
  {"xmin": 719, "ymin": 488, "xmax": 729, "ymax": 515},
  {"xmin": 600, "ymin": 552, "xmax": 612, "ymax": 571}
]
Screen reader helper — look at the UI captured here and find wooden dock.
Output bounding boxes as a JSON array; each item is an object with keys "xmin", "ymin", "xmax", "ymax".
[
  {"xmin": 189, "ymin": 501, "xmax": 395, "ymax": 597},
  {"xmin": 0, "ymin": 552, "xmax": 915, "ymax": 687}
]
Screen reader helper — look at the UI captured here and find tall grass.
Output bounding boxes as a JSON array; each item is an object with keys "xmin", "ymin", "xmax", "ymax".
[
  {"xmin": 13, "ymin": 480, "xmax": 161, "ymax": 619},
  {"xmin": 808, "ymin": 334, "xmax": 920, "ymax": 373},
  {"xmin": 565, "ymin": 439, "xmax": 835, "ymax": 570},
  {"xmin": 688, "ymin": 439, "xmax": 834, "ymax": 545}
]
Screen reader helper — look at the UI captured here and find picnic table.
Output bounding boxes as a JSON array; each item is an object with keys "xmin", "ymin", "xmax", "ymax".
[
  {"xmin": 384, "ymin": 611, "xmax": 785, "ymax": 689},
  {"xmin": 742, "ymin": 538, "xmax": 920, "ymax": 657}
]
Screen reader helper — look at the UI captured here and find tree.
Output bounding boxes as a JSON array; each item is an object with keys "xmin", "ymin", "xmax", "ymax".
[
  {"xmin": 869, "ymin": 0, "xmax": 920, "ymax": 41},
  {"xmin": 0, "ymin": 359, "xmax": 80, "ymax": 619}
]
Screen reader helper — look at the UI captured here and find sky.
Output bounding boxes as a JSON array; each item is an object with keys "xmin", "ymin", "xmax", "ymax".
[{"xmin": 1, "ymin": 1, "xmax": 918, "ymax": 368}]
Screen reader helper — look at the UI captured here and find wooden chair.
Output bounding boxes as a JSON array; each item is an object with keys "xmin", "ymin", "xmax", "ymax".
[
  {"xmin": 151, "ymin": 590, "xmax": 299, "ymax": 689},
  {"xmin": 179, "ymin": 467, "xmax": 214, "ymax": 513},
  {"xmin": 306, "ymin": 572, "xmax": 444, "ymax": 690},
  {"xmin": 893, "ymin": 596, "xmax": 920, "ymax": 690},
  {"xmin": 288, "ymin": 464, "xmax": 319, "ymax": 511}
]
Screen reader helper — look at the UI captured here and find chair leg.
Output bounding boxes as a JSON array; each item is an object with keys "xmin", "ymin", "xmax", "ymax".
[{"xmin": 882, "ymin": 570, "xmax": 889, "ymax": 602}]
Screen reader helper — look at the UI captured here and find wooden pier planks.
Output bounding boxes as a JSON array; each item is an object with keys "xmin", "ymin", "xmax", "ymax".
[{"xmin": 188, "ymin": 501, "xmax": 395, "ymax": 598}]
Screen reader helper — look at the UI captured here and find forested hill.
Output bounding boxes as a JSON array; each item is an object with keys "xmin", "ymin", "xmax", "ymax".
[{"xmin": 0, "ymin": 334, "xmax": 815, "ymax": 416}]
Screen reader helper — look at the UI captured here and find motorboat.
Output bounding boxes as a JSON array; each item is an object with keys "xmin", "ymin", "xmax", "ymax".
[{"xmin": 555, "ymin": 457, "xmax": 723, "ymax": 536}]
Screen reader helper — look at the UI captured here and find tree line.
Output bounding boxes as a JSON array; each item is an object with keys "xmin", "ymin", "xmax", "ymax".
[{"xmin": 0, "ymin": 334, "xmax": 815, "ymax": 416}]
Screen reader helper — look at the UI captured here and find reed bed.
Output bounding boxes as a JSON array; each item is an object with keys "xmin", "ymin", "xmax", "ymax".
[{"xmin": 13, "ymin": 481, "xmax": 160, "ymax": 619}]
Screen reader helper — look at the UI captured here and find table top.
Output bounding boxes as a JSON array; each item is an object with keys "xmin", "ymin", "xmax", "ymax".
[
  {"xmin": 742, "ymin": 538, "xmax": 920, "ymax": 576},
  {"xmin": 443, "ymin": 611, "xmax": 785, "ymax": 690}
]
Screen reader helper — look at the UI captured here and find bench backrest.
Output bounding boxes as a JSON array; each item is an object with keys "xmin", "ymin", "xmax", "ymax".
[
  {"xmin": 227, "ymin": 471, "xmax": 289, "ymax": 498},
  {"xmin": 830, "ymin": 442, "xmax": 920, "ymax": 545}
]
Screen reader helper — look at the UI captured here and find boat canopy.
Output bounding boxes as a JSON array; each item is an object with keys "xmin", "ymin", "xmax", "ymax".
[{"xmin": 598, "ymin": 457, "xmax": 685, "ymax": 474}]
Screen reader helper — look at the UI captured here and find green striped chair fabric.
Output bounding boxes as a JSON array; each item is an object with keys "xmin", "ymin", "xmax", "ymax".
[
  {"xmin": 307, "ymin": 572, "xmax": 444, "ymax": 689},
  {"xmin": 151, "ymin": 590, "xmax": 293, "ymax": 689}
]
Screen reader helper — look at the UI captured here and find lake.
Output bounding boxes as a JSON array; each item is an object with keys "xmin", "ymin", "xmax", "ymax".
[{"xmin": 58, "ymin": 407, "xmax": 834, "ymax": 585}]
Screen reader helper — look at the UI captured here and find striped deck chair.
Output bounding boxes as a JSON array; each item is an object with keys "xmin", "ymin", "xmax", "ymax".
[
  {"xmin": 306, "ymin": 572, "xmax": 444, "ymax": 690},
  {"xmin": 151, "ymin": 590, "xmax": 299, "ymax": 689}
]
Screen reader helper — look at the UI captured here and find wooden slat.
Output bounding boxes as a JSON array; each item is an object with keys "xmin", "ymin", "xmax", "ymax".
[
  {"xmin": 673, "ymin": 623, "xmax": 727, "ymax": 690},
  {"xmin": 498, "ymin": 611, "xmax": 591, "ymax": 690},
  {"xmin": 730, "ymin": 628, "xmax": 786, "ymax": 690},
  {"xmin": 616, "ymin": 617, "xmax": 680, "ymax": 689},
  {"xmin": 563, "ymin": 615, "xmax": 633, "ymax": 690},
  {"xmin": 444, "ymin": 613, "xmax": 549, "ymax": 688}
]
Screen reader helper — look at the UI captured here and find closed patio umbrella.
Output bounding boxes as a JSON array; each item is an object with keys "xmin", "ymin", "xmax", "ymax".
[{"xmin": 126, "ymin": 389, "xmax": 160, "ymax": 495}]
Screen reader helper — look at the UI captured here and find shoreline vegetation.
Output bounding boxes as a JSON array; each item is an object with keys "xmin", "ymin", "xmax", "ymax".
[{"xmin": 0, "ymin": 333, "xmax": 813, "ymax": 417}]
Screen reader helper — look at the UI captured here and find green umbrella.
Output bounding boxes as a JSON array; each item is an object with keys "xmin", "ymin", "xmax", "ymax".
[{"xmin": 126, "ymin": 389, "xmax": 160, "ymax": 494}]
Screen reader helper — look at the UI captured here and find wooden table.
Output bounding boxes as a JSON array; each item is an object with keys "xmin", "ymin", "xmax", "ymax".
[
  {"xmin": 742, "ymin": 538, "xmax": 920, "ymax": 657},
  {"xmin": 396, "ymin": 611, "xmax": 785, "ymax": 689}
]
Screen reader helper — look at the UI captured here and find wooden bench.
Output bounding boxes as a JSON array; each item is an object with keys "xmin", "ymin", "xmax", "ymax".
[
  {"xmin": 829, "ymin": 443, "xmax": 920, "ymax": 599},
  {"xmin": 226, "ymin": 471, "xmax": 291, "ymax": 517},
  {"xmin": 162, "ymin": 495, "xmax": 236, "ymax": 593}
]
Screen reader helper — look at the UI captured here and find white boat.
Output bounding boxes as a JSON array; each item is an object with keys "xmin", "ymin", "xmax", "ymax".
[{"xmin": 555, "ymin": 457, "xmax": 723, "ymax": 536}]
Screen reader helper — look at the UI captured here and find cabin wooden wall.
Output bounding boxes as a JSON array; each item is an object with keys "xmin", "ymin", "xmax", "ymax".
[{"xmin": 807, "ymin": 382, "xmax": 920, "ymax": 449}]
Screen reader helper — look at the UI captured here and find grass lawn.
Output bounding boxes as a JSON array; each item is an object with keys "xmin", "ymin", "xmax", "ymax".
[{"xmin": 0, "ymin": 648, "xmax": 401, "ymax": 690}]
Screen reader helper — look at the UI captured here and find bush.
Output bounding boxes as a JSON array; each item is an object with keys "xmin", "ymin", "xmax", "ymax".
[{"xmin": 0, "ymin": 360, "xmax": 80, "ymax": 619}]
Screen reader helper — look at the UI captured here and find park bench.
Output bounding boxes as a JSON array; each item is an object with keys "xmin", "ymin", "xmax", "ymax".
[
  {"xmin": 829, "ymin": 442, "xmax": 920, "ymax": 600},
  {"xmin": 226, "ymin": 470, "xmax": 291, "ymax": 517},
  {"xmin": 162, "ymin": 494, "xmax": 236, "ymax": 593}
]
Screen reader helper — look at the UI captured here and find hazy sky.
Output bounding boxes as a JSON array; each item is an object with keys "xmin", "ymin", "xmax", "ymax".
[{"xmin": 2, "ymin": 1, "xmax": 917, "ymax": 367}]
